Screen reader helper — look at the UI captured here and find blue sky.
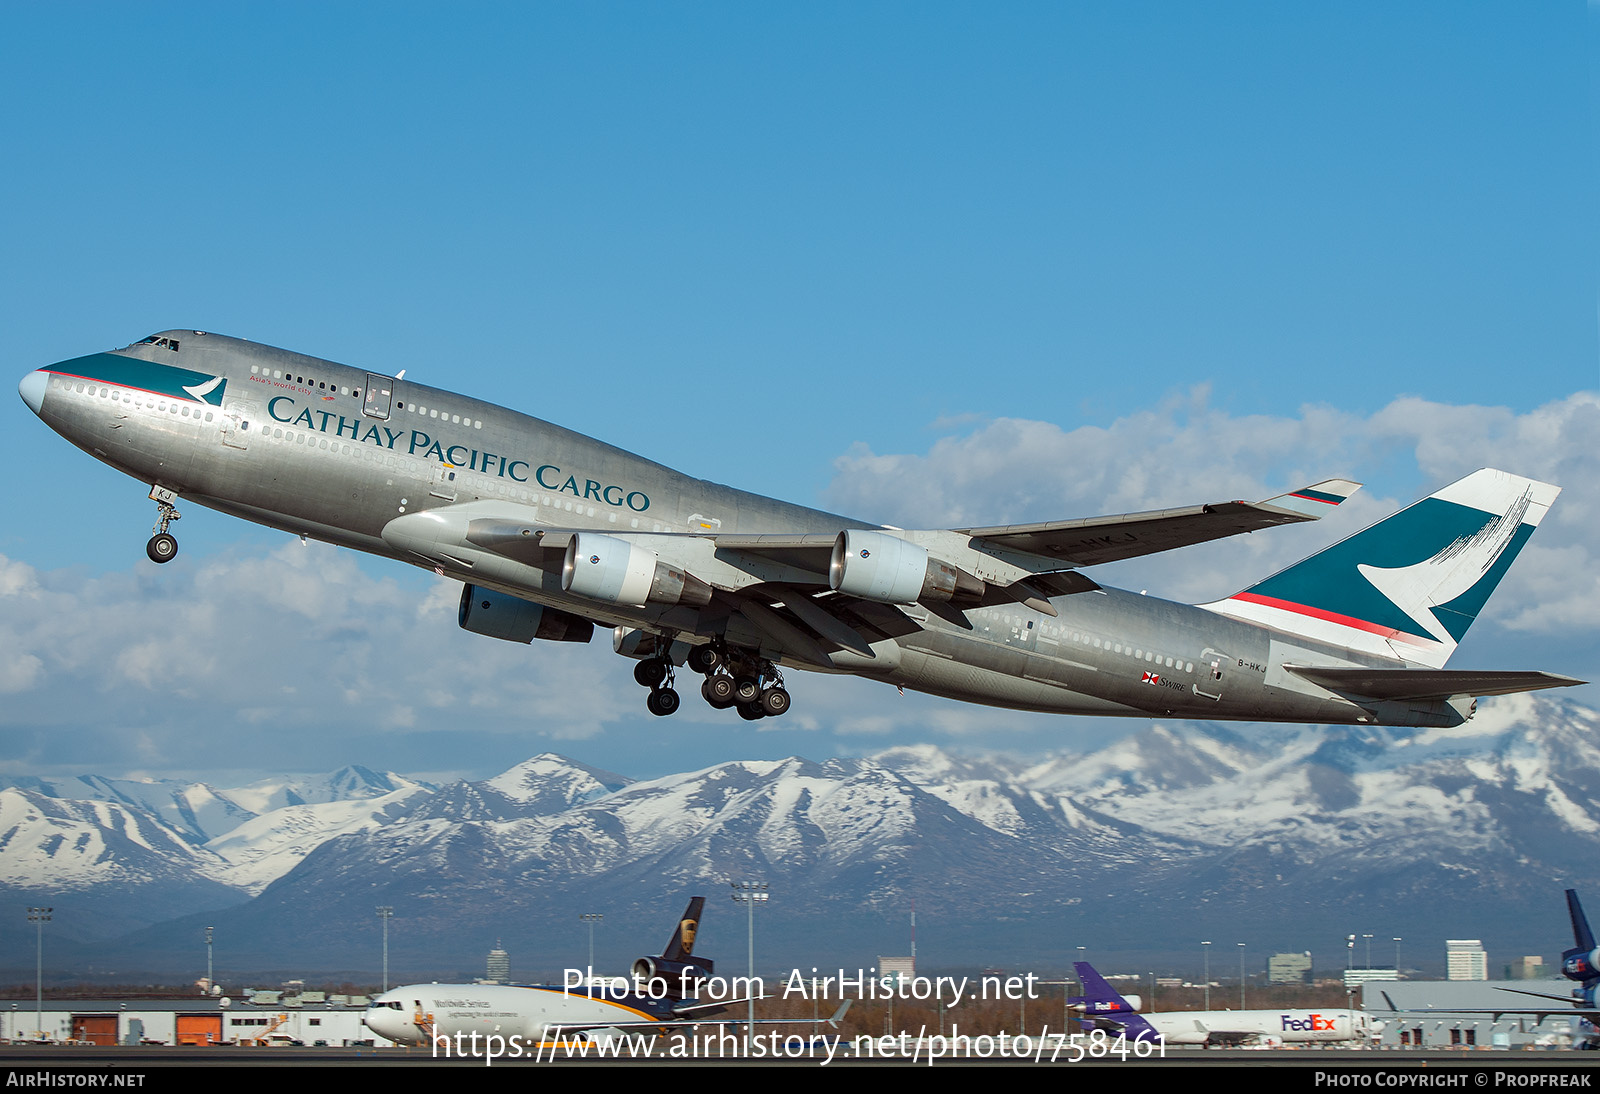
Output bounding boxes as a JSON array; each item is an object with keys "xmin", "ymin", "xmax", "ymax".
[{"xmin": 1, "ymin": 2, "xmax": 1595, "ymax": 784}]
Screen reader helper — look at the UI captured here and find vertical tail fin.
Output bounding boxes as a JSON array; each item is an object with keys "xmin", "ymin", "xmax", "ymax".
[
  {"xmin": 1202, "ymin": 468, "xmax": 1559, "ymax": 668},
  {"xmin": 1562, "ymin": 890, "xmax": 1600, "ymax": 986},
  {"xmin": 1071, "ymin": 962, "xmax": 1163, "ymax": 1043},
  {"xmin": 662, "ymin": 896, "xmax": 705, "ymax": 961},
  {"xmin": 1570, "ymin": 890, "xmax": 1595, "ymax": 952}
]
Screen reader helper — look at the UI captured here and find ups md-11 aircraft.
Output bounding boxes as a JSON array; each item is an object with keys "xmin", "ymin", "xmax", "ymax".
[
  {"xmin": 17, "ymin": 331, "xmax": 1583, "ymax": 724},
  {"xmin": 363, "ymin": 896, "xmax": 849, "ymax": 1048}
]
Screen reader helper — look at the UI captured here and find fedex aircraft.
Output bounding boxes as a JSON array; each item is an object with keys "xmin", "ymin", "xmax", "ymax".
[
  {"xmin": 17, "ymin": 331, "xmax": 1582, "ymax": 724},
  {"xmin": 1071, "ymin": 962, "xmax": 1380, "ymax": 1048}
]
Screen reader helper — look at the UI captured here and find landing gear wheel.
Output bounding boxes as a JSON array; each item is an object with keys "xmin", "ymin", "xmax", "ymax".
[
  {"xmin": 146, "ymin": 533, "xmax": 178, "ymax": 564},
  {"xmin": 759, "ymin": 687, "xmax": 791, "ymax": 717},
  {"xmin": 736, "ymin": 702, "xmax": 766, "ymax": 721},
  {"xmin": 732, "ymin": 676, "xmax": 761, "ymax": 705},
  {"xmin": 702, "ymin": 675, "xmax": 736, "ymax": 708},
  {"xmin": 687, "ymin": 645, "xmax": 721, "ymax": 675},
  {"xmin": 646, "ymin": 687, "xmax": 680, "ymax": 717},
  {"xmin": 634, "ymin": 659, "xmax": 669, "ymax": 688}
]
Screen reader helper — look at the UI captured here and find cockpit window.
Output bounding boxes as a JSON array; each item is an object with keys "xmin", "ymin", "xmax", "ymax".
[{"xmin": 133, "ymin": 335, "xmax": 180, "ymax": 351}]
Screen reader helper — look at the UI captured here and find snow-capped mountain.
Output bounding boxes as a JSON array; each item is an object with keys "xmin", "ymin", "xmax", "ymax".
[
  {"xmin": 0, "ymin": 788, "xmax": 243, "ymax": 941},
  {"xmin": 7, "ymin": 697, "xmax": 1600, "ymax": 976}
]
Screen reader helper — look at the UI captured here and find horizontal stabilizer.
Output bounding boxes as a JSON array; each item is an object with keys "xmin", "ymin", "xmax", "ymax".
[
  {"xmin": 1284, "ymin": 665, "xmax": 1585, "ymax": 702},
  {"xmin": 959, "ymin": 478, "xmax": 1360, "ymax": 567}
]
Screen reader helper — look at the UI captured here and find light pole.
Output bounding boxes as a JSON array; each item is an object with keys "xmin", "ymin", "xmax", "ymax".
[
  {"xmin": 731, "ymin": 881, "xmax": 768, "ymax": 1056},
  {"xmin": 29, "ymin": 907, "xmax": 51, "ymax": 1040},
  {"xmin": 205, "ymin": 925, "xmax": 214, "ymax": 993},
  {"xmin": 1345, "ymin": 935, "xmax": 1356, "ymax": 1013},
  {"xmin": 1363, "ymin": 933, "xmax": 1373, "ymax": 970},
  {"xmin": 1394, "ymin": 937, "xmax": 1403, "ymax": 977},
  {"xmin": 1238, "ymin": 942, "xmax": 1246, "ymax": 1009},
  {"xmin": 582, "ymin": 913, "xmax": 603, "ymax": 978},
  {"xmin": 1202, "ymin": 941, "xmax": 1211, "ymax": 1010},
  {"xmin": 377, "ymin": 906, "xmax": 393, "ymax": 992}
]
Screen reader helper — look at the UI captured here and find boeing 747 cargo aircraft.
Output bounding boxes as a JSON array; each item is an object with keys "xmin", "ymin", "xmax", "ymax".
[{"xmin": 17, "ymin": 331, "xmax": 1582, "ymax": 724}]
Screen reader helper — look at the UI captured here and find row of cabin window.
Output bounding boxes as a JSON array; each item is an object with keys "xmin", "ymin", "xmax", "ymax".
[
  {"xmin": 997, "ymin": 610, "xmax": 1195, "ymax": 673},
  {"xmin": 57, "ymin": 377, "xmax": 215, "ymax": 422},
  {"xmin": 247, "ymin": 364, "xmax": 486, "ymax": 429}
]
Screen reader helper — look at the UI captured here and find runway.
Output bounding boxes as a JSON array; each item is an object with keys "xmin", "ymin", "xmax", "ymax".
[{"xmin": 4, "ymin": 1043, "xmax": 1600, "ymax": 1068}]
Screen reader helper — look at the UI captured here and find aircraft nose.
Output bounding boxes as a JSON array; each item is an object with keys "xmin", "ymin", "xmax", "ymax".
[
  {"xmin": 18, "ymin": 370, "xmax": 48, "ymax": 415},
  {"xmin": 363, "ymin": 1006, "xmax": 394, "ymax": 1039}
]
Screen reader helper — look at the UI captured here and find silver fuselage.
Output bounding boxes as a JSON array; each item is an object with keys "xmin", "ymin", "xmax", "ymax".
[{"xmin": 23, "ymin": 331, "xmax": 1423, "ymax": 726}]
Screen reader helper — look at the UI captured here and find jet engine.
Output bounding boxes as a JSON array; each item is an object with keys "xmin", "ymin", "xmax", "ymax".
[
  {"xmin": 458, "ymin": 585, "xmax": 594, "ymax": 643},
  {"xmin": 562, "ymin": 533, "xmax": 713, "ymax": 608},
  {"xmin": 829, "ymin": 529, "xmax": 983, "ymax": 605},
  {"xmin": 631, "ymin": 954, "xmax": 715, "ymax": 999},
  {"xmin": 1564, "ymin": 947, "xmax": 1600, "ymax": 981}
]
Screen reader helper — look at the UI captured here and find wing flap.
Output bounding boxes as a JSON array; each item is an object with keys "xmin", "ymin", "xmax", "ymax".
[
  {"xmin": 1285, "ymin": 666, "xmax": 1585, "ymax": 702},
  {"xmin": 958, "ymin": 479, "xmax": 1361, "ymax": 567}
]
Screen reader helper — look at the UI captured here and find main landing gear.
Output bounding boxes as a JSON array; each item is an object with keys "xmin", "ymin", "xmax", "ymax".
[
  {"xmin": 630, "ymin": 640, "xmax": 792, "ymax": 720},
  {"xmin": 691, "ymin": 641, "xmax": 790, "ymax": 721},
  {"xmin": 146, "ymin": 486, "xmax": 181, "ymax": 564}
]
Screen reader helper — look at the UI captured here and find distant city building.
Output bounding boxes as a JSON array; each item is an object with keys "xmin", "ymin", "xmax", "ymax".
[
  {"xmin": 879, "ymin": 957, "xmax": 914, "ymax": 986},
  {"xmin": 1446, "ymin": 940, "xmax": 1488, "ymax": 981},
  {"xmin": 1269, "ymin": 952, "xmax": 1313, "ymax": 984},
  {"xmin": 1512, "ymin": 956, "xmax": 1547, "ymax": 980},
  {"xmin": 1342, "ymin": 967, "xmax": 1399, "ymax": 987},
  {"xmin": 486, "ymin": 943, "xmax": 510, "ymax": 984}
]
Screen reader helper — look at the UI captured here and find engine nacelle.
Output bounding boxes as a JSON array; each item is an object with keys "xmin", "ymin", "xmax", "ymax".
[
  {"xmin": 1564, "ymin": 947, "xmax": 1600, "ymax": 981},
  {"xmin": 563, "ymin": 533, "xmax": 713, "ymax": 608},
  {"xmin": 829, "ymin": 530, "xmax": 979, "ymax": 605},
  {"xmin": 631, "ymin": 956, "xmax": 715, "ymax": 999},
  {"xmin": 458, "ymin": 585, "xmax": 594, "ymax": 643}
]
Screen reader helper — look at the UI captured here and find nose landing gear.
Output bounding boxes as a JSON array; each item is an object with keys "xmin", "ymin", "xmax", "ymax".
[{"xmin": 146, "ymin": 486, "xmax": 182, "ymax": 564}]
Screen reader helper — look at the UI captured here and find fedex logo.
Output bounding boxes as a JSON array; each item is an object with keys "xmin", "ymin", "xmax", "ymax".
[{"xmin": 1281, "ymin": 1013, "xmax": 1339, "ymax": 1032}]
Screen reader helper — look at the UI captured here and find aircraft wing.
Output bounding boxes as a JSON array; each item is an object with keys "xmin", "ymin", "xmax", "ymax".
[
  {"xmin": 386, "ymin": 477, "xmax": 1360, "ymax": 667},
  {"xmin": 1375, "ymin": 990, "xmax": 1597, "ymax": 1025},
  {"xmin": 954, "ymin": 479, "xmax": 1362, "ymax": 567},
  {"xmin": 1285, "ymin": 666, "xmax": 1587, "ymax": 701}
]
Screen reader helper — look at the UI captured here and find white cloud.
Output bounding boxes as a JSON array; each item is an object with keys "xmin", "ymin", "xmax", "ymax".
[
  {"xmin": 824, "ymin": 390, "xmax": 1600, "ymax": 633},
  {"xmin": 0, "ymin": 540, "xmax": 637, "ymax": 777}
]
